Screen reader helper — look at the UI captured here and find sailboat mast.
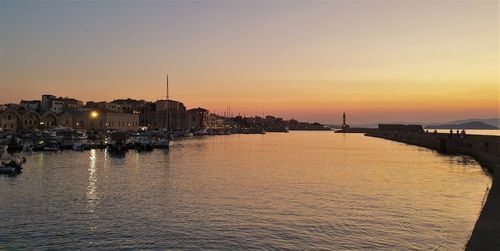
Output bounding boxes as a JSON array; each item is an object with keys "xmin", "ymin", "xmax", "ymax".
[{"xmin": 167, "ymin": 74, "xmax": 170, "ymax": 131}]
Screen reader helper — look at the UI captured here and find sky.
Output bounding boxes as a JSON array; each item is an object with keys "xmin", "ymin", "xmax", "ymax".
[{"xmin": 0, "ymin": 0, "xmax": 498, "ymax": 125}]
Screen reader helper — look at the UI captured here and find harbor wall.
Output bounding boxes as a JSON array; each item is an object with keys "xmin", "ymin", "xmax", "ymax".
[
  {"xmin": 334, "ymin": 128, "xmax": 378, "ymax": 133},
  {"xmin": 365, "ymin": 131, "xmax": 500, "ymax": 250}
]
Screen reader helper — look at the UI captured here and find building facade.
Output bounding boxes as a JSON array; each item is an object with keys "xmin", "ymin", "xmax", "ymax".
[
  {"xmin": 111, "ymin": 98, "xmax": 146, "ymax": 113},
  {"xmin": 141, "ymin": 100, "xmax": 187, "ymax": 131},
  {"xmin": 0, "ymin": 109, "xmax": 59, "ymax": 132},
  {"xmin": 41, "ymin": 94, "xmax": 83, "ymax": 114},
  {"xmin": 20, "ymin": 100, "xmax": 40, "ymax": 111},
  {"xmin": 0, "ymin": 109, "xmax": 20, "ymax": 132},
  {"xmin": 70, "ymin": 109, "xmax": 139, "ymax": 132},
  {"xmin": 187, "ymin": 108, "xmax": 209, "ymax": 131}
]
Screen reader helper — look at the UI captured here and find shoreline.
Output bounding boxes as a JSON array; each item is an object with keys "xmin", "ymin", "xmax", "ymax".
[{"xmin": 364, "ymin": 131, "xmax": 500, "ymax": 250}]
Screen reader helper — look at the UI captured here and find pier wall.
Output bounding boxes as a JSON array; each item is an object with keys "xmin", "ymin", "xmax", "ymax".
[{"xmin": 365, "ymin": 131, "xmax": 500, "ymax": 250}]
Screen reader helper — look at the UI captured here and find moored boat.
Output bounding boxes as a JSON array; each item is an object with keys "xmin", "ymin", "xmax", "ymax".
[{"xmin": 0, "ymin": 155, "xmax": 26, "ymax": 175}]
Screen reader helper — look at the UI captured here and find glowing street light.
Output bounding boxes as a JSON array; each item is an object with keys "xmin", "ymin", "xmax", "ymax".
[{"xmin": 90, "ymin": 111, "xmax": 98, "ymax": 118}]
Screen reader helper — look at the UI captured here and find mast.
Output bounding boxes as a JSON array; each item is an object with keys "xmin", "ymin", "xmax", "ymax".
[{"xmin": 167, "ymin": 75, "xmax": 170, "ymax": 131}]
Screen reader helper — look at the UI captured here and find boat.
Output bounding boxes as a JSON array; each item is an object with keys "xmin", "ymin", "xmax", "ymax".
[
  {"xmin": 0, "ymin": 156, "xmax": 26, "ymax": 175},
  {"xmin": 107, "ymin": 132, "xmax": 129, "ymax": 153},
  {"xmin": 52, "ymin": 127, "xmax": 88, "ymax": 140},
  {"xmin": 134, "ymin": 138, "xmax": 153, "ymax": 151},
  {"xmin": 193, "ymin": 128, "xmax": 209, "ymax": 136},
  {"xmin": 152, "ymin": 138, "xmax": 171, "ymax": 149},
  {"xmin": 44, "ymin": 144, "xmax": 60, "ymax": 151},
  {"xmin": 72, "ymin": 142, "xmax": 86, "ymax": 151}
]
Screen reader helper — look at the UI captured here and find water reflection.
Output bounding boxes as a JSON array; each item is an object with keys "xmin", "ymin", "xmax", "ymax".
[
  {"xmin": 103, "ymin": 149, "xmax": 108, "ymax": 168},
  {"xmin": 0, "ymin": 132, "xmax": 492, "ymax": 250},
  {"xmin": 87, "ymin": 149, "xmax": 98, "ymax": 230}
]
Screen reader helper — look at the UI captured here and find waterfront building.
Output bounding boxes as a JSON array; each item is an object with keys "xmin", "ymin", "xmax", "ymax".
[
  {"xmin": 69, "ymin": 109, "xmax": 139, "ymax": 132},
  {"xmin": 111, "ymin": 98, "xmax": 146, "ymax": 113},
  {"xmin": 62, "ymin": 98, "xmax": 84, "ymax": 110},
  {"xmin": 20, "ymin": 110, "xmax": 41, "ymax": 130},
  {"xmin": 41, "ymin": 94, "xmax": 56, "ymax": 112},
  {"xmin": 141, "ymin": 99, "xmax": 187, "ymax": 131},
  {"xmin": 187, "ymin": 108, "xmax": 209, "ymax": 131},
  {"xmin": 85, "ymin": 101, "xmax": 123, "ymax": 113},
  {"xmin": 264, "ymin": 116, "xmax": 288, "ymax": 131},
  {"xmin": 58, "ymin": 112, "xmax": 74, "ymax": 128},
  {"xmin": 50, "ymin": 100, "xmax": 65, "ymax": 114},
  {"xmin": 207, "ymin": 114, "xmax": 225, "ymax": 129},
  {"xmin": 287, "ymin": 119, "xmax": 327, "ymax": 130},
  {"xmin": 41, "ymin": 111, "xmax": 59, "ymax": 128},
  {"xmin": 20, "ymin": 100, "xmax": 41, "ymax": 111},
  {"xmin": 41, "ymin": 94, "xmax": 83, "ymax": 114},
  {"xmin": 0, "ymin": 108, "xmax": 20, "ymax": 132},
  {"xmin": 0, "ymin": 108, "xmax": 60, "ymax": 132}
]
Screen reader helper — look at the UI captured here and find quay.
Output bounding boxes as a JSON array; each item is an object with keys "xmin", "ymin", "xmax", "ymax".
[
  {"xmin": 365, "ymin": 130, "xmax": 500, "ymax": 250},
  {"xmin": 335, "ymin": 128, "xmax": 376, "ymax": 133}
]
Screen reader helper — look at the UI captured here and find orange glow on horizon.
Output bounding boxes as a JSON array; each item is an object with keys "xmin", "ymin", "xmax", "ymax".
[{"xmin": 0, "ymin": 1, "xmax": 498, "ymax": 124}]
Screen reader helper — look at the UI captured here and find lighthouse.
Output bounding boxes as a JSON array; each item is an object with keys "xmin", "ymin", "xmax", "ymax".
[{"xmin": 342, "ymin": 112, "xmax": 350, "ymax": 129}]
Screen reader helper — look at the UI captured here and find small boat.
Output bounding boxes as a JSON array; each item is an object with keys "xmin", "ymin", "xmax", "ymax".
[
  {"xmin": 72, "ymin": 142, "xmax": 85, "ymax": 151},
  {"xmin": 44, "ymin": 143, "xmax": 60, "ymax": 151},
  {"xmin": 107, "ymin": 132, "xmax": 129, "ymax": 154},
  {"xmin": 153, "ymin": 138, "xmax": 171, "ymax": 149},
  {"xmin": 193, "ymin": 128, "xmax": 209, "ymax": 136},
  {"xmin": 0, "ymin": 156, "xmax": 26, "ymax": 175},
  {"xmin": 135, "ymin": 138, "xmax": 153, "ymax": 151}
]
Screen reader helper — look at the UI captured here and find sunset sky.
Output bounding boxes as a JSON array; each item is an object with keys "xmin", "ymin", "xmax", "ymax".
[{"xmin": 1, "ymin": 1, "xmax": 498, "ymax": 124}]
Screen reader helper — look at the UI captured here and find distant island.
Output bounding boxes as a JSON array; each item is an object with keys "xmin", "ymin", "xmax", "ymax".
[{"xmin": 425, "ymin": 122, "xmax": 499, "ymax": 130}]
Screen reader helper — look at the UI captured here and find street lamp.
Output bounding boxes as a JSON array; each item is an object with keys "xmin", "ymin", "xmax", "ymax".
[{"xmin": 90, "ymin": 111, "xmax": 98, "ymax": 118}]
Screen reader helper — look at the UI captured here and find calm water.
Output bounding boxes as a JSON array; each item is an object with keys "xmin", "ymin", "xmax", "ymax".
[{"xmin": 0, "ymin": 132, "xmax": 491, "ymax": 250}]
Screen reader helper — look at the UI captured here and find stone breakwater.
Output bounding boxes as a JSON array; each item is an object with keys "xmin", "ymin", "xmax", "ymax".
[{"xmin": 365, "ymin": 131, "xmax": 500, "ymax": 250}]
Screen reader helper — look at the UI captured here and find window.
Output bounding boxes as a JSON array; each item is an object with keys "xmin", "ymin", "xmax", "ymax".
[{"xmin": 7, "ymin": 115, "xmax": 11, "ymax": 120}]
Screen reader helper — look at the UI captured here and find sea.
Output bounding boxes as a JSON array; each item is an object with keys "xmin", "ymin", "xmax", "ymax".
[{"xmin": 0, "ymin": 131, "xmax": 491, "ymax": 250}]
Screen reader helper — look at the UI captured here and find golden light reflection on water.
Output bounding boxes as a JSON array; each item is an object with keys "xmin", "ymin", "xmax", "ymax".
[{"xmin": 87, "ymin": 149, "xmax": 98, "ymax": 229}]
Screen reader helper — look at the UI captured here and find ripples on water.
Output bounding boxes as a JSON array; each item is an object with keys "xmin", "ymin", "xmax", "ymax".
[{"xmin": 0, "ymin": 132, "xmax": 491, "ymax": 250}]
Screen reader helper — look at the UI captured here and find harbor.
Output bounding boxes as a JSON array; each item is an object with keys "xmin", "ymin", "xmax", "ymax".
[
  {"xmin": 0, "ymin": 131, "xmax": 489, "ymax": 250},
  {"xmin": 364, "ymin": 128, "xmax": 500, "ymax": 250},
  {"xmin": 1, "ymin": 1, "xmax": 498, "ymax": 248}
]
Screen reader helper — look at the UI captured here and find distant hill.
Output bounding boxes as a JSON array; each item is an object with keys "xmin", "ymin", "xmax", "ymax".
[
  {"xmin": 443, "ymin": 118, "xmax": 500, "ymax": 128},
  {"xmin": 425, "ymin": 122, "xmax": 499, "ymax": 130}
]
